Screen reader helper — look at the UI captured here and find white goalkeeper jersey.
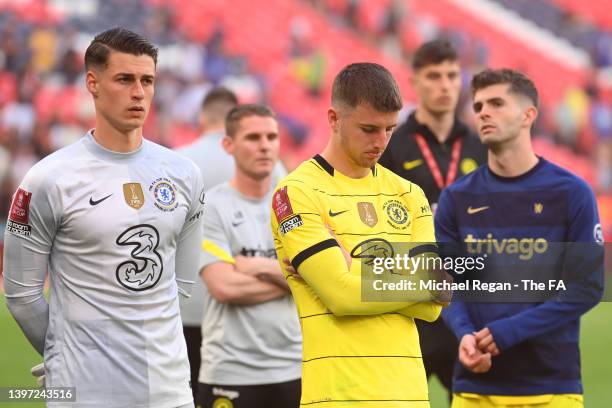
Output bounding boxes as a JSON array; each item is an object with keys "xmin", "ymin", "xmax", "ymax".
[{"xmin": 3, "ymin": 131, "xmax": 205, "ymax": 408}]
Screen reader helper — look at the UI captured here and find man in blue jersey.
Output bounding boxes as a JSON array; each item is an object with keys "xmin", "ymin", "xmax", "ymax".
[{"xmin": 435, "ymin": 68, "xmax": 604, "ymax": 408}]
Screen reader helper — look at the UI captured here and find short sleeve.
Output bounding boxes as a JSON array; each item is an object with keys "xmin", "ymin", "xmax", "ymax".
[{"xmin": 201, "ymin": 196, "xmax": 235, "ymax": 267}]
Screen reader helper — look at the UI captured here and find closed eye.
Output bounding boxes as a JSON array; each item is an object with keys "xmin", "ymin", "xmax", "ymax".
[{"xmin": 360, "ymin": 126, "xmax": 377, "ymax": 134}]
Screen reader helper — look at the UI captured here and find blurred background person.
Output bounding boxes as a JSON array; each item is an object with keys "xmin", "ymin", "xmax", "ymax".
[
  {"xmin": 175, "ymin": 87, "xmax": 288, "ymax": 398},
  {"xmin": 198, "ymin": 104, "xmax": 301, "ymax": 408},
  {"xmin": 175, "ymin": 86, "xmax": 239, "ymax": 399}
]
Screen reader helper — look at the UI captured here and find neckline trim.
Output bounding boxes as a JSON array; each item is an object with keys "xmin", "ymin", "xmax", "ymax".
[
  {"xmin": 312, "ymin": 154, "xmax": 377, "ymax": 177},
  {"xmin": 487, "ymin": 157, "xmax": 545, "ymax": 182}
]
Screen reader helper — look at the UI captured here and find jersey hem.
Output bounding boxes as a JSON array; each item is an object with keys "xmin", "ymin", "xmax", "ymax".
[
  {"xmin": 198, "ymin": 371, "xmax": 302, "ymax": 386},
  {"xmin": 453, "ymin": 379, "xmax": 583, "ymax": 395}
]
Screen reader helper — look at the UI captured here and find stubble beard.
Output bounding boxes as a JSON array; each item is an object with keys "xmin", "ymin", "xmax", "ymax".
[{"xmin": 237, "ymin": 161, "xmax": 272, "ymax": 181}]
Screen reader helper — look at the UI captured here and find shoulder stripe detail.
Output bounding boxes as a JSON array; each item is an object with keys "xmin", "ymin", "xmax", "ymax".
[
  {"xmin": 291, "ymin": 239, "xmax": 338, "ymax": 270},
  {"xmin": 408, "ymin": 244, "xmax": 439, "ymax": 258},
  {"xmin": 283, "ymin": 178, "xmax": 309, "ymax": 185},
  {"xmin": 202, "ymin": 240, "xmax": 235, "ymax": 264},
  {"xmin": 399, "ymin": 184, "xmax": 413, "ymax": 196},
  {"xmin": 280, "ymin": 178, "xmax": 412, "ymax": 197},
  {"xmin": 313, "ymin": 154, "xmax": 334, "ymax": 176},
  {"xmin": 312, "ymin": 191, "xmax": 408, "ymax": 197},
  {"xmin": 336, "ymin": 232, "xmax": 412, "ymax": 237},
  {"xmin": 303, "ymin": 355, "xmax": 422, "ymax": 363},
  {"xmin": 300, "ymin": 312, "xmax": 333, "ymax": 319}
]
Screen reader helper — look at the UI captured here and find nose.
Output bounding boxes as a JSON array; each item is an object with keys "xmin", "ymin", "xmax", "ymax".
[
  {"xmin": 131, "ymin": 81, "xmax": 145, "ymax": 100},
  {"xmin": 373, "ymin": 129, "xmax": 389, "ymax": 150},
  {"xmin": 441, "ymin": 76, "xmax": 451, "ymax": 90},
  {"xmin": 478, "ymin": 105, "xmax": 491, "ymax": 121},
  {"xmin": 258, "ymin": 136, "xmax": 273, "ymax": 151}
]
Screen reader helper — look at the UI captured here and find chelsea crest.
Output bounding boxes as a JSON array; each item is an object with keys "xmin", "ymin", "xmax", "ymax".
[{"xmin": 149, "ymin": 177, "xmax": 178, "ymax": 212}]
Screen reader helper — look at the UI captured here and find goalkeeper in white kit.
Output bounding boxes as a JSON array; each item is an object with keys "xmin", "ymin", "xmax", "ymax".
[{"xmin": 3, "ymin": 27, "xmax": 204, "ymax": 408}]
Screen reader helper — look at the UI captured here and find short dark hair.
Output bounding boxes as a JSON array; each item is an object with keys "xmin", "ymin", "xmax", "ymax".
[
  {"xmin": 471, "ymin": 68, "xmax": 538, "ymax": 108},
  {"xmin": 202, "ymin": 87, "xmax": 238, "ymax": 110},
  {"xmin": 201, "ymin": 87, "xmax": 238, "ymax": 124},
  {"xmin": 412, "ymin": 40, "xmax": 458, "ymax": 71},
  {"xmin": 331, "ymin": 63, "xmax": 402, "ymax": 113},
  {"xmin": 225, "ymin": 104, "xmax": 277, "ymax": 137},
  {"xmin": 84, "ymin": 27, "xmax": 158, "ymax": 70}
]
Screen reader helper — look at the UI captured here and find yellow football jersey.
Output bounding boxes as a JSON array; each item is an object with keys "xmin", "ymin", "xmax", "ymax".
[{"xmin": 271, "ymin": 155, "xmax": 442, "ymax": 407}]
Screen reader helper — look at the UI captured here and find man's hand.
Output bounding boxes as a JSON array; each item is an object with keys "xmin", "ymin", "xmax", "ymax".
[
  {"xmin": 233, "ymin": 255, "xmax": 259, "ymax": 276},
  {"xmin": 234, "ymin": 255, "xmax": 292, "ymax": 290},
  {"xmin": 474, "ymin": 327, "xmax": 500, "ymax": 356},
  {"xmin": 31, "ymin": 362, "xmax": 45, "ymax": 387},
  {"xmin": 283, "ymin": 258, "xmax": 301, "ymax": 280},
  {"xmin": 458, "ymin": 334, "xmax": 492, "ymax": 373}
]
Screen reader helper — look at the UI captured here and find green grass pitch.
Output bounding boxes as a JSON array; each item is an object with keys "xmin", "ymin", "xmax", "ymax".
[{"xmin": 0, "ymin": 295, "xmax": 610, "ymax": 407}]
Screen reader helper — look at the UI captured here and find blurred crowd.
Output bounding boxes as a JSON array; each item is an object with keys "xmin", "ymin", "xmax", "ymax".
[
  {"xmin": 0, "ymin": 0, "xmax": 300, "ymax": 231},
  {"xmin": 308, "ymin": 0, "xmax": 612, "ymax": 194},
  {"xmin": 0, "ymin": 0, "xmax": 611, "ymax": 239}
]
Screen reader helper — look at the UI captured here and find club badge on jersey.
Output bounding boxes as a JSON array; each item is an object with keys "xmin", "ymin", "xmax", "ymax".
[
  {"xmin": 149, "ymin": 177, "xmax": 178, "ymax": 212},
  {"xmin": 273, "ymin": 186, "xmax": 303, "ymax": 235},
  {"xmin": 6, "ymin": 188, "xmax": 33, "ymax": 236},
  {"xmin": 382, "ymin": 199, "xmax": 410, "ymax": 230}
]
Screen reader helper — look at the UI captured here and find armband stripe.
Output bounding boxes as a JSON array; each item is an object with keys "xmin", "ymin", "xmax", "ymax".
[{"xmin": 291, "ymin": 239, "xmax": 338, "ymax": 270}]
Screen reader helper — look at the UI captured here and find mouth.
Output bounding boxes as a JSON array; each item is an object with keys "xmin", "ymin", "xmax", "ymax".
[
  {"xmin": 481, "ymin": 124, "xmax": 496, "ymax": 133},
  {"xmin": 365, "ymin": 151, "xmax": 381, "ymax": 159},
  {"xmin": 128, "ymin": 106, "xmax": 145, "ymax": 113}
]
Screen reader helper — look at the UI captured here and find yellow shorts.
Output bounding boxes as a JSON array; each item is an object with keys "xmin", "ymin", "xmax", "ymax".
[{"xmin": 451, "ymin": 393, "xmax": 583, "ymax": 408}]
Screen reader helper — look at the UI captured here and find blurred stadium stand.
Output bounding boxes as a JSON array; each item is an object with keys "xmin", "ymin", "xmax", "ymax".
[
  {"xmin": 548, "ymin": 0, "xmax": 612, "ymax": 32},
  {"xmin": 0, "ymin": 0, "xmax": 610, "ymax": 254}
]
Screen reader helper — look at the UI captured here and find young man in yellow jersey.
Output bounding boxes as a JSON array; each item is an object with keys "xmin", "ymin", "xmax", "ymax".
[{"xmin": 271, "ymin": 62, "xmax": 446, "ymax": 407}]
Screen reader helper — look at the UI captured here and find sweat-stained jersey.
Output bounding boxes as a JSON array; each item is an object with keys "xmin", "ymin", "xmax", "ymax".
[
  {"xmin": 271, "ymin": 155, "xmax": 443, "ymax": 408},
  {"xmin": 3, "ymin": 131, "xmax": 205, "ymax": 408}
]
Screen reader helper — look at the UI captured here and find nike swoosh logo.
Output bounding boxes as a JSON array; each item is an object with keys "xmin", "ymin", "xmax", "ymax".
[
  {"xmin": 403, "ymin": 159, "xmax": 423, "ymax": 170},
  {"xmin": 329, "ymin": 209, "xmax": 348, "ymax": 217},
  {"xmin": 89, "ymin": 194, "xmax": 113, "ymax": 206},
  {"xmin": 467, "ymin": 206, "xmax": 490, "ymax": 215},
  {"xmin": 232, "ymin": 221, "xmax": 246, "ymax": 227}
]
